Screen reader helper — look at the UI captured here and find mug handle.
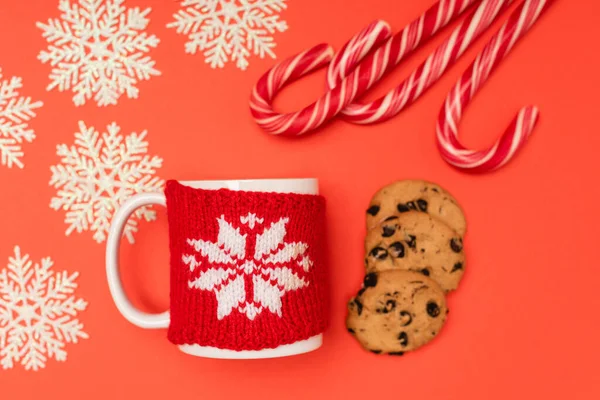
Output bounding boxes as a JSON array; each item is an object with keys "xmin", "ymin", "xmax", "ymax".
[{"xmin": 105, "ymin": 192, "xmax": 170, "ymax": 329}]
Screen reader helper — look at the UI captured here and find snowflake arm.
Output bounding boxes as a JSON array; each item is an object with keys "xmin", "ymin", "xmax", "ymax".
[
  {"xmin": 216, "ymin": 216, "xmax": 246, "ymax": 258},
  {"xmin": 214, "ymin": 275, "xmax": 245, "ymax": 320},
  {"xmin": 254, "ymin": 217, "xmax": 289, "ymax": 260},
  {"xmin": 186, "ymin": 238, "xmax": 236, "ymax": 264},
  {"xmin": 186, "ymin": 265, "xmax": 236, "ymax": 291},
  {"xmin": 261, "ymin": 242, "xmax": 310, "ymax": 267},
  {"xmin": 243, "ymin": 5, "xmax": 288, "ymax": 60},
  {"xmin": 167, "ymin": 1, "xmax": 219, "ymax": 36},
  {"xmin": 0, "ymin": 73, "xmax": 43, "ymax": 168},
  {"xmin": 261, "ymin": 267, "xmax": 308, "ymax": 291}
]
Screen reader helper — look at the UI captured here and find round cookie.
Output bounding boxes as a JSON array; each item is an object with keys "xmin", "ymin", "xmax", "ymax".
[
  {"xmin": 364, "ymin": 211, "xmax": 465, "ymax": 292},
  {"xmin": 366, "ymin": 179, "xmax": 467, "ymax": 236},
  {"xmin": 346, "ymin": 270, "xmax": 448, "ymax": 355}
]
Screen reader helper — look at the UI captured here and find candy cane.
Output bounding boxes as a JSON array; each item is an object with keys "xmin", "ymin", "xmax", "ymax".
[
  {"xmin": 327, "ymin": 0, "xmax": 515, "ymax": 124},
  {"xmin": 436, "ymin": 0, "xmax": 554, "ymax": 172},
  {"xmin": 250, "ymin": 0, "xmax": 477, "ymax": 136}
]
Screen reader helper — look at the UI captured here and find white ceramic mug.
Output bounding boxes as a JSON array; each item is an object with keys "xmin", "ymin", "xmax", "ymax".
[{"xmin": 106, "ymin": 179, "xmax": 323, "ymax": 358}]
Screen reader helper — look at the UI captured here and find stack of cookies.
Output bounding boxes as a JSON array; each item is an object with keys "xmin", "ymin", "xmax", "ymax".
[{"xmin": 346, "ymin": 180, "xmax": 467, "ymax": 356}]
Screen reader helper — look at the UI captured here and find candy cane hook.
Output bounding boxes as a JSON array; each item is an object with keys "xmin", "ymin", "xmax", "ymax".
[{"xmin": 436, "ymin": 0, "xmax": 554, "ymax": 172}]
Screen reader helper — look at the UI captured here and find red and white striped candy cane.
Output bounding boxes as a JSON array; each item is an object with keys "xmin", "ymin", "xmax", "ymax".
[
  {"xmin": 327, "ymin": 0, "xmax": 515, "ymax": 124},
  {"xmin": 436, "ymin": 0, "xmax": 554, "ymax": 172},
  {"xmin": 250, "ymin": 0, "xmax": 477, "ymax": 136}
]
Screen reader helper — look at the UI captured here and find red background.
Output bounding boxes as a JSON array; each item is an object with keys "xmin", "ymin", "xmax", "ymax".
[{"xmin": 1, "ymin": 0, "xmax": 599, "ymax": 398}]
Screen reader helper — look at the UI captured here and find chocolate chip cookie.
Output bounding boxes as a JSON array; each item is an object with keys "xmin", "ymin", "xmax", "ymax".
[
  {"xmin": 346, "ymin": 270, "xmax": 448, "ymax": 355},
  {"xmin": 366, "ymin": 180, "xmax": 467, "ymax": 236},
  {"xmin": 364, "ymin": 211, "xmax": 465, "ymax": 292}
]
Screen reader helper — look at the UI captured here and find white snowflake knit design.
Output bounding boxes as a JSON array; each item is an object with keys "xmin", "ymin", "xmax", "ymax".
[
  {"xmin": 183, "ymin": 213, "xmax": 313, "ymax": 320},
  {"xmin": 0, "ymin": 69, "xmax": 43, "ymax": 169},
  {"xmin": 37, "ymin": 0, "xmax": 160, "ymax": 106},
  {"xmin": 167, "ymin": 0, "xmax": 288, "ymax": 70},
  {"xmin": 50, "ymin": 121, "xmax": 164, "ymax": 243},
  {"xmin": 0, "ymin": 247, "xmax": 88, "ymax": 371}
]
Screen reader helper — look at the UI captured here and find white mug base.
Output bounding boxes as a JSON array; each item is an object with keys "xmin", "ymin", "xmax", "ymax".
[{"xmin": 178, "ymin": 334, "xmax": 323, "ymax": 359}]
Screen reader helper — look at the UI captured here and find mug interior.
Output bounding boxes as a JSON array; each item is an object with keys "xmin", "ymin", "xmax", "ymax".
[{"xmin": 179, "ymin": 178, "xmax": 318, "ymax": 195}]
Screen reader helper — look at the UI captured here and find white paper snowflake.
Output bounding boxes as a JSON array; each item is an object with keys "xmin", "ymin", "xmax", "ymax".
[
  {"xmin": 183, "ymin": 212, "xmax": 313, "ymax": 320},
  {"xmin": 0, "ymin": 246, "xmax": 88, "ymax": 371},
  {"xmin": 49, "ymin": 121, "xmax": 164, "ymax": 243},
  {"xmin": 167, "ymin": 0, "xmax": 288, "ymax": 70},
  {"xmin": 36, "ymin": 0, "xmax": 160, "ymax": 106},
  {"xmin": 0, "ymin": 69, "xmax": 43, "ymax": 169}
]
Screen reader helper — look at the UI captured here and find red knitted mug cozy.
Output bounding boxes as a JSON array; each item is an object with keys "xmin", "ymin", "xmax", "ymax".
[{"xmin": 164, "ymin": 180, "xmax": 328, "ymax": 351}]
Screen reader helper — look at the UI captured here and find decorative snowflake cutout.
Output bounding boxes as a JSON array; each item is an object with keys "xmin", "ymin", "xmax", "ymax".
[
  {"xmin": 0, "ymin": 246, "xmax": 88, "ymax": 371},
  {"xmin": 36, "ymin": 0, "xmax": 160, "ymax": 106},
  {"xmin": 183, "ymin": 212, "xmax": 313, "ymax": 320},
  {"xmin": 0, "ymin": 69, "xmax": 43, "ymax": 169},
  {"xmin": 49, "ymin": 121, "xmax": 164, "ymax": 243},
  {"xmin": 167, "ymin": 0, "xmax": 288, "ymax": 70}
]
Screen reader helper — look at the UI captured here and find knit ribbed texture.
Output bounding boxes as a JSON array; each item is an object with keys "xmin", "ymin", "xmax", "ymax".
[{"xmin": 164, "ymin": 180, "xmax": 327, "ymax": 351}]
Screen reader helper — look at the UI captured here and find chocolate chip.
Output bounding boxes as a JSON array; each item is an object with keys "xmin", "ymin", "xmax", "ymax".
[
  {"xmin": 389, "ymin": 241, "xmax": 405, "ymax": 258},
  {"xmin": 385, "ymin": 300, "xmax": 396, "ymax": 311},
  {"xmin": 451, "ymin": 262, "xmax": 463, "ymax": 272},
  {"xmin": 347, "ymin": 328, "xmax": 355, "ymax": 334},
  {"xmin": 382, "ymin": 225, "xmax": 396, "ymax": 237},
  {"xmin": 450, "ymin": 238, "xmax": 463, "ymax": 253},
  {"xmin": 417, "ymin": 199, "xmax": 428, "ymax": 211},
  {"xmin": 357, "ymin": 287, "xmax": 366, "ymax": 297},
  {"xmin": 427, "ymin": 301, "xmax": 440, "ymax": 318},
  {"xmin": 406, "ymin": 235, "xmax": 416, "ymax": 249},
  {"xmin": 363, "ymin": 273, "xmax": 378, "ymax": 288},
  {"xmin": 420, "ymin": 268, "xmax": 430, "ymax": 276},
  {"xmin": 406, "ymin": 201, "xmax": 417, "ymax": 210},
  {"xmin": 384, "ymin": 299, "xmax": 396, "ymax": 313},
  {"xmin": 369, "ymin": 247, "xmax": 388, "ymax": 260},
  {"xmin": 371, "ymin": 350, "xmax": 382, "ymax": 354},
  {"xmin": 355, "ymin": 299, "xmax": 363, "ymax": 316},
  {"xmin": 398, "ymin": 332, "xmax": 409, "ymax": 347},
  {"xmin": 397, "ymin": 203, "xmax": 410, "ymax": 213},
  {"xmin": 384, "ymin": 216, "xmax": 399, "ymax": 221},
  {"xmin": 388, "ymin": 351, "xmax": 404, "ymax": 356},
  {"xmin": 399, "ymin": 311, "xmax": 412, "ymax": 326},
  {"xmin": 367, "ymin": 205, "xmax": 380, "ymax": 216}
]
